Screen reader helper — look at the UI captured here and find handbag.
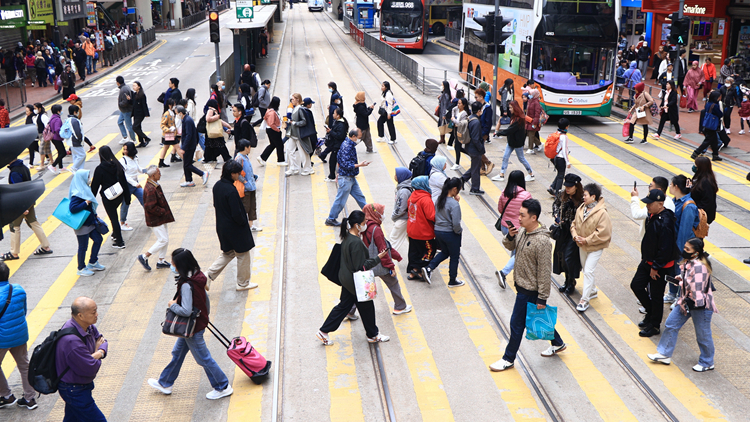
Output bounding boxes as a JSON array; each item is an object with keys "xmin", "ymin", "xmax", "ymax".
[
  {"xmin": 206, "ymin": 119, "xmax": 224, "ymax": 138},
  {"xmin": 525, "ymin": 302, "xmax": 558, "ymax": 341},
  {"xmin": 499, "ymin": 116, "xmax": 511, "ymax": 125},
  {"xmin": 164, "ymin": 132, "xmax": 175, "ymax": 141},
  {"xmin": 549, "ymin": 223, "xmax": 562, "ymax": 241},
  {"xmin": 353, "ymin": 268, "xmax": 377, "ymax": 302},
  {"xmin": 94, "ymin": 217, "xmax": 109, "ymax": 235},
  {"xmin": 161, "ymin": 282, "xmax": 201, "ymax": 338},
  {"xmin": 366, "ymin": 225, "xmax": 391, "ymax": 277},
  {"xmin": 635, "ymin": 108, "xmax": 647, "ymax": 119},
  {"xmin": 495, "ymin": 197, "xmax": 513, "ymax": 231},
  {"xmin": 622, "ymin": 115, "xmax": 631, "ymax": 137},
  {"xmin": 434, "ymin": 105, "xmax": 440, "ymax": 117},
  {"xmin": 157, "ymin": 92, "xmax": 165, "ymax": 103},
  {"xmin": 103, "ymin": 183, "xmax": 124, "ymax": 200},
  {"xmin": 52, "ymin": 197, "xmax": 91, "ymax": 230},
  {"xmin": 378, "ymin": 106, "xmax": 388, "ymax": 118},
  {"xmin": 321, "ymin": 243, "xmax": 342, "ymax": 286}
]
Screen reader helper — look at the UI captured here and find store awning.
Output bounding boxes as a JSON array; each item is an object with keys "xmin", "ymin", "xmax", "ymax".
[{"xmin": 641, "ymin": 0, "xmax": 730, "ymax": 18}]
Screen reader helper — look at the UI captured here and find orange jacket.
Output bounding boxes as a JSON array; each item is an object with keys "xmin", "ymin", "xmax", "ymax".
[
  {"xmin": 703, "ymin": 63, "xmax": 716, "ymax": 81},
  {"xmin": 406, "ymin": 190, "xmax": 435, "ymax": 240},
  {"xmin": 83, "ymin": 40, "xmax": 95, "ymax": 56}
]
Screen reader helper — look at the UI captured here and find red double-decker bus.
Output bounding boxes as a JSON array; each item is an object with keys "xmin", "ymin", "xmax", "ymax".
[{"xmin": 379, "ymin": 0, "xmax": 428, "ymax": 51}]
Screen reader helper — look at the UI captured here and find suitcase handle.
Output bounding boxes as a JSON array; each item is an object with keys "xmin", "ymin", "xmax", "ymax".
[{"xmin": 206, "ymin": 321, "xmax": 231, "ymax": 349}]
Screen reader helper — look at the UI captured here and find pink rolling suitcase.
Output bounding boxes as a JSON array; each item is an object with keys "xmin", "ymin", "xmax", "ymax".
[{"xmin": 207, "ymin": 322, "xmax": 272, "ymax": 384}]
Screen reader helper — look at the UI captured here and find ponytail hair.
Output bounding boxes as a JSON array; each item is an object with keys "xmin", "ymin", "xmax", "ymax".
[
  {"xmin": 437, "ymin": 177, "xmax": 463, "ymax": 211},
  {"xmin": 687, "ymin": 237, "xmax": 712, "ymax": 274},
  {"xmin": 339, "ymin": 210, "xmax": 366, "ymax": 241}
]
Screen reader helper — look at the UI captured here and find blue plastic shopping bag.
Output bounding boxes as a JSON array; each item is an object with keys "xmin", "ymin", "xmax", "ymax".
[
  {"xmin": 52, "ymin": 197, "xmax": 91, "ymax": 230},
  {"xmin": 525, "ymin": 302, "xmax": 558, "ymax": 341}
]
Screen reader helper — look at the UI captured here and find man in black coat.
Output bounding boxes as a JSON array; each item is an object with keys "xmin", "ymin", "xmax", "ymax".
[
  {"xmin": 176, "ymin": 106, "xmax": 207, "ymax": 187},
  {"xmin": 206, "ymin": 160, "xmax": 256, "ymax": 291},
  {"xmin": 73, "ymin": 43, "xmax": 87, "ymax": 81},
  {"xmin": 160, "ymin": 77, "xmax": 182, "ymax": 113},
  {"xmin": 461, "ymin": 101, "xmax": 486, "ymax": 195}
]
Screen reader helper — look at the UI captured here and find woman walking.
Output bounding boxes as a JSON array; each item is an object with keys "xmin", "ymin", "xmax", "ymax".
[
  {"xmin": 353, "ymin": 92, "xmax": 375, "ymax": 153},
  {"xmin": 377, "ymin": 81, "xmax": 397, "ymax": 144},
  {"xmin": 553, "ymin": 174, "xmax": 583, "ymax": 295},
  {"xmin": 495, "ymin": 78, "xmax": 514, "ymax": 132},
  {"xmin": 203, "ymin": 99, "xmax": 232, "ymax": 164},
  {"xmin": 91, "ymin": 146, "xmax": 130, "ymax": 249},
  {"xmin": 651, "ymin": 46, "xmax": 668, "ymax": 80},
  {"xmin": 119, "ymin": 142, "xmax": 145, "ymax": 232},
  {"xmin": 654, "ymin": 81, "xmax": 681, "ymax": 139},
  {"xmin": 494, "ymin": 170, "xmax": 531, "ymax": 288},
  {"xmin": 23, "ymin": 106, "xmax": 38, "ymax": 167},
  {"xmin": 624, "ymin": 82, "xmax": 654, "ymax": 144},
  {"xmin": 570, "ymin": 183, "xmax": 612, "ymax": 312},
  {"xmin": 131, "ymin": 81, "xmax": 151, "ymax": 147},
  {"xmin": 33, "ymin": 103, "xmax": 50, "ymax": 170},
  {"xmin": 690, "ymin": 156, "xmax": 718, "ymax": 225},
  {"xmin": 69, "ymin": 170, "xmax": 105, "ymax": 277},
  {"xmin": 258, "ymin": 96, "xmax": 286, "ymax": 166},
  {"xmin": 428, "ymin": 156, "xmax": 448, "ymax": 203},
  {"xmin": 317, "ymin": 210, "xmax": 391, "ymax": 346},
  {"xmin": 362, "ymin": 203, "xmax": 412, "ymax": 315},
  {"xmin": 449, "ymin": 97, "xmax": 468, "ymax": 170},
  {"xmin": 390, "ymin": 167, "xmax": 412, "ymax": 254},
  {"xmin": 185, "ymin": 88, "xmax": 197, "ymax": 118},
  {"xmin": 286, "ymin": 93, "xmax": 313, "ymax": 176},
  {"xmin": 524, "ymin": 89, "xmax": 542, "ymax": 153},
  {"xmin": 437, "ymin": 81, "xmax": 452, "ymax": 144},
  {"xmin": 684, "ymin": 61, "xmax": 705, "ymax": 113},
  {"xmin": 547, "ymin": 118, "xmax": 571, "ymax": 196},
  {"xmin": 421, "ymin": 177, "xmax": 465, "ymax": 287},
  {"xmin": 648, "ymin": 238, "xmax": 717, "ymax": 372},
  {"xmin": 158, "ymin": 99, "xmax": 179, "ymax": 168},
  {"xmin": 720, "ymin": 77, "xmax": 738, "ymax": 133},
  {"xmin": 406, "ymin": 176, "xmax": 435, "ymax": 282},
  {"xmin": 690, "ymin": 91, "xmax": 723, "ymax": 161},
  {"xmin": 47, "ymin": 104, "xmax": 66, "ymax": 174},
  {"xmin": 492, "ymin": 100, "xmax": 534, "ymax": 182},
  {"xmin": 147, "ymin": 248, "xmax": 234, "ymax": 400}
]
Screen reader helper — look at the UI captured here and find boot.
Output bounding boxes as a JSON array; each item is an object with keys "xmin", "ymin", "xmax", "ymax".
[
  {"xmin": 158, "ymin": 159, "xmax": 170, "ymax": 168},
  {"xmin": 564, "ymin": 280, "xmax": 576, "ymax": 295}
]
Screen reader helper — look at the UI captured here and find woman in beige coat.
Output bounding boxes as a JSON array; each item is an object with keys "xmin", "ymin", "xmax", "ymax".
[
  {"xmin": 571, "ymin": 183, "xmax": 612, "ymax": 312},
  {"xmin": 625, "ymin": 82, "xmax": 654, "ymax": 145}
]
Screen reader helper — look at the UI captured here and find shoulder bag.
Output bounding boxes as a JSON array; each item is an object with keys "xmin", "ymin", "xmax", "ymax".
[
  {"xmin": 94, "ymin": 217, "xmax": 109, "ymax": 235},
  {"xmin": 0, "ymin": 285, "xmax": 13, "ymax": 321},
  {"xmin": 103, "ymin": 182, "xmax": 124, "ymax": 200},
  {"xmin": 52, "ymin": 197, "xmax": 91, "ymax": 230},
  {"xmin": 353, "ymin": 267, "xmax": 377, "ymax": 302},
  {"xmin": 206, "ymin": 118, "xmax": 224, "ymax": 138},
  {"xmin": 161, "ymin": 282, "xmax": 201, "ymax": 338},
  {"xmin": 495, "ymin": 196, "xmax": 513, "ymax": 231},
  {"xmin": 321, "ymin": 243, "xmax": 342, "ymax": 286},
  {"xmin": 366, "ymin": 225, "xmax": 391, "ymax": 277}
]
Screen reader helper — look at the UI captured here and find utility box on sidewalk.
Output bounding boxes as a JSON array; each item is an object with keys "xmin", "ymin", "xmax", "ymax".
[{"xmin": 226, "ymin": 5, "xmax": 277, "ymax": 85}]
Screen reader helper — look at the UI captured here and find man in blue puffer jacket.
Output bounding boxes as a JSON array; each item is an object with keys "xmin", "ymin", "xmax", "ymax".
[{"xmin": 0, "ymin": 262, "xmax": 37, "ymax": 409}]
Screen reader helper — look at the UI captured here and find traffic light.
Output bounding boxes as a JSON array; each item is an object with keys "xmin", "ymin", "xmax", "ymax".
[
  {"xmin": 209, "ymin": 10, "xmax": 220, "ymax": 43},
  {"xmin": 473, "ymin": 12, "xmax": 495, "ymax": 46},
  {"xmin": 494, "ymin": 14, "xmax": 513, "ymax": 54},
  {"xmin": 0, "ymin": 126, "xmax": 45, "ymax": 232},
  {"xmin": 669, "ymin": 13, "xmax": 690, "ymax": 45}
]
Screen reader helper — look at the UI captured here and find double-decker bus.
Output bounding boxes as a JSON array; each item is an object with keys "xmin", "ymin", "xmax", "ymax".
[
  {"xmin": 460, "ymin": 0, "xmax": 620, "ymax": 117},
  {"xmin": 380, "ymin": 0, "xmax": 428, "ymax": 50}
]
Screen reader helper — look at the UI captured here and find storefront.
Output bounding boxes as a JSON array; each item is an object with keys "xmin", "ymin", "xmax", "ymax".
[
  {"xmin": 728, "ymin": 0, "xmax": 750, "ymax": 81},
  {"xmin": 621, "ymin": 0, "xmax": 653, "ymax": 46},
  {"xmin": 642, "ymin": 0, "xmax": 731, "ymax": 66},
  {"xmin": 27, "ymin": 0, "xmax": 56, "ymax": 41},
  {"xmin": 0, "ymin": 4, "xmax": 28, "ymax": 48},
  {"xmin": 56, "ymin": 0, "xmax": 88, "ymax": 38}
]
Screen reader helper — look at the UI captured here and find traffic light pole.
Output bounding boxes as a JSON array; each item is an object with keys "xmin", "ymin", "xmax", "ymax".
[
  {"xmin": 215, "ymin": 42, "xmax": 222, "ymax": 82},
  {"xmin": 491, "ymin": 0, "xmax": 500, "ymax": 124}
]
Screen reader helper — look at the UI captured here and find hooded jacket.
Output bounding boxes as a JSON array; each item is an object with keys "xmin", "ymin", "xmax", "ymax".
[
  {"xmin": 407, "ymin": 189, "xmax": 435, "ymax": 240},
  {"xmin": 623, "ymin": 61, "xmax": 642, "ymax": 89},
  {"xmin": 429, "ymin": 166, "xmax": 447, "ymax": 204},
  {"xmin": 353, "ymin": 102, "xmax": 373, "ymax": 130},
  {"xmin": 392, "ymin": 177, "xmax": 412, "ymax": 221},
  {"xmin": 502, "ymin": 224, "xmax": 553, "ymax": 305},
  {"xmin": 571, "ymin": 198, "xmax": 612, "ymax": 252}
]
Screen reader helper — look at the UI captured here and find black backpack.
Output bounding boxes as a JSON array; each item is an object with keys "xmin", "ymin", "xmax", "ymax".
[
  {"xmin": 28, "ymin": 327, "xmax": 84, "ymax": 395},
  {"xmin": 250, "ymin": 90, "xmax": 260, "ymax": 109},
  {"xmin": 408, "ymin": 152, "xmax": 434, "ymax": 178}
]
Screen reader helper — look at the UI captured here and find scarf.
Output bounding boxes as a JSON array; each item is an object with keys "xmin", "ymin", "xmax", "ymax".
[
  {"xmin": 430, "ymin": 156, "xmax": 447, "ymax": 173},
  {"xmin": 634, "ymin": 82, "xmax": 645, "ymax": 98},
  {"xmin": 364, "ymin": 203, "xmax": 385, "ymax": 226},
  {"xmin": 355, "ymin": 91, "xmax": 366, "ymax": 104},
  {"xmin": 684, "ymin": 62, "xmax": 704, "ymax": 88},
  {"xmin": 69, "ymin": 169, "xmax": 98, "ymax": 211},
  {"xmin": 395, "ymin": 167, "xmax": 411, "ymax": 183},
  {"xmin": 412, "ymin": 175, "xmax": 430, "ymax": 193},
  {"xmin": 583, "ymin": 201, "xmax": 597, "ymax": 219}
]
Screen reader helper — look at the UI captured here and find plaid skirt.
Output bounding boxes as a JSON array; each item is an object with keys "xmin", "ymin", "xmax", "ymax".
[{"xmin": 40, "ymin": 139, "xmax": 52, "ymax": 156}]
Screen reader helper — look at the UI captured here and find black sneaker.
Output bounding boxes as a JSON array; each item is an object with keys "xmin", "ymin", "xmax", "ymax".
[
  {"xmin": 448, "ymin": 279, "xmax": 465, "ymax": 287},
  {"xmin": 639, "ymin": 326, "xmax": 660, "ymax": 337},
  {"xmin": 136, "ymin": 142, "xmax": 147, "ymax": 148},
  {"xmin": 325, "ymin": 218, "xmax": 341, "ymax": 227},
  {"xmin": 469, "ymin": 189, "xmax": 485, "ymax": 195},
  {"xmin": 640, "ymin": 139, "xmax": 648, "ymax": 144},
  {"xmin": 112, "ymin": 242, "xmax": 126, "ymax": 249},
  {"xmin": 158, "ymin": 162, "xmax": 170, "ymax": 168},
  {"xmin": 16, "ymin": 397, "xmax": 37, "ymax": 410},
  {"xmin": 564, "ymin": 283, "xmax": 576, "ymax": 295},
  {"xmin": 495, "ymin": 270, "xmax": 507, "ymax": 289},
  {"xmin": 638, "ymin": 318, "xmax": 650, "ymax": 328},
  {"xmin": 547, "ymin": 187, "xmax": 556, "ymax": 197},
  {"xmin": 137, "ymin": 254, "xmax": 151, "ymax": 271},
  {"xmin": 558, "ymin": 282, "xmax": 568, "ymax": 293},
  {"xmin": 0, "ymin": 394, "xmax": 17, "ymax": 408},
  {"xmin": 712, "ymin": 156, "xmax": 723, "ymax": 161},
  {"xmin": 421, "ymin": 267, "xmax": 432, "ymax": 285},
  {"xmin": 156, "ymin": 261, "xmax": 171, "ymax": 269}
]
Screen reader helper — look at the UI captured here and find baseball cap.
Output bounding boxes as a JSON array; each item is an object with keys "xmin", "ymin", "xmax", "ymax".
[
  {"xmin": 66, "ymin": 94, "xmax": 79, "ymax": 102},
  {"xmin": 303, "ymin": 97, "xmax": 315, "ymax": 105},
  {"xmin": 562, "ymin": 173, "xmax": 581, "ymax": 187},
  {"xmin": 641, "ymin": 189, "xmax": 666, "ymax": 204}
]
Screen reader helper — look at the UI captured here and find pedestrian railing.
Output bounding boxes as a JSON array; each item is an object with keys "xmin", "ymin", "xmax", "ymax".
[
  {"xmin": 445, "ymin": 27, "xmax": 460, "ymax": 45},
  {"xmin": 110, "ymin": 27, "xmax": 157, "ymax": 64},
  {"xmin": 217, "ymin": 1, "xmax": 231, "ymax": 12},
  {"xmin": 209, "ymin": 52, "xmax": 236, "ymax": 94},
  {"xmin": 0, "ymin": 79, "xmax": 27, "ymax": 113},
  {"xmin": 180, "ymin": 11, "xmax": 207, "ymax": 29}
]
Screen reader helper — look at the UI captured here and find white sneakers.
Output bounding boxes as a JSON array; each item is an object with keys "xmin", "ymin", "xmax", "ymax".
[
  {"xmin": 277, "ymin": 161, "xmax": 288, "ymax": 166},
  {"xmin": 647, "ymin": 353, "xmax": 671, "ymax": 365},
  {"xmin": 740, "ymin": 130, "xmax": 746, "ymax": 135},
  {"xmin": 148, "ymin": 378, "xmax": 172, "ymax": 395},
  {"xmin": 377, "ymin": 137, "xmax": 386, "ymax": 143},
  {"xmin": 317, "ymin": 330, "xmax": 334, "ymax": 346},
  {"xmin": 489, "ymin": 359, "xmax": 514, "ymax": 372},
  {"xmin": 285, "ymin": 170, "xmax": 299, "ymax": 177},
  {"xmin": 256, "ymin": 156, "xmax": 266, "ymax": 167},
  {"xmin": 525, "ymin": 148, "xmax": 536, "ymax": 154},
  {"xmin": 393, "ymin": 304, "xmax": 413, "ymax": 315},
  {"xmin": 300, "ymin": 169, "xmax": 315, "ymax": 176},
  {"xmin": 236, "ymin": 282, "xmax": 259, "ymax": 291},
  {"xmin": 120, "ymin": 222, "xmax": 133, "ymax": 231},
  {"xmin": 48, "ymin": 166, "xmax": 59, "ymax": 174},
  {"xmin": 491, "ymin": 174, "xmax": 505, "ymax": 182},
  {"xmin": 202, "ymin": 172, "xmax": 210, "ymax": 186},
  {"xmin": 541, "ymin": 344, "xmax": 566, "ymax": 357},
  {"xmin": 692, "ymin": 364, "xmax": 715, "ymax": 372},
  {"xmin": 387, "ymin": 140, "xmax": 396, "ymax": 145},
  {"xmin": 206, "ymin": 386, "xmax": 234, "ymax": 400},
  {"xmin": 447, "ymin": 146, "xmax": 454, "ymax": 151},
  {"xmin": 367, "ymin": 334, "xmax": 390, "ymax": 343},
  {"xmin": 450, "ymin": 164, "xmax": 460, "ymax": 171},
  {"xmin": 525, "ymin": 175, "xmax": 535, "ymax": 182},
  {"xmin": 119, "ymin": 138, "xmax": 129, "ymax": 145}
]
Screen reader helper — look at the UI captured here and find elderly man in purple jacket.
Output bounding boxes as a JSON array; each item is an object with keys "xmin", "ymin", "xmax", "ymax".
[{"xmin": 55, "ymin": 297, "xmax": 108, "ymax": 421}]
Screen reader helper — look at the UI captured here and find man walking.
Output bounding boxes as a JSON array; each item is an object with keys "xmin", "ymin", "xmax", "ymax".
[
  {"xmin": 116, "ymin": 76, "xmax": 135, "ymax": 144},
  {"xmin": 55, "ymin": 297, "xmax": 108, "ymax": 421},
  {"xmin": 461, "ymin": 102, "xmax": 485, "ymax": 195},
  {"xmin": 490, "ymin": 199, "xmax": 566, "ymax": 372},
  {"xmin": 73, "ymin": 43, "xmax": 86, "ymax": 81},
  {"xmin": 325, "ymin": 129, "xmax": 370, "ymax": 227},
  {"xmin": 253, "ymin": 79, "xmax": 272, "ymax": 127},
  {"xmin": 207, "ymin": 160, "xmax": 257, "ymax": 291},
  {"xmin": 160, "ymin": 78, "xmax": 182, "ymax": 113},
  {"xmin": 0, "ymin": 262, "xmax": 38, "ymax": 410},
  {"xmin": 137, "ymin": 166, "xmax": 174, "ymax": 271},
  {"xmin": 83, "ymin": 36, "xmax": 96, "ymax": 75},
  {"xmin": 4, "ymin": 159, "xmax": 52, "ymax": 260},
  {"xmin": 176, "ymin": 106, "xmax": 208, "ymax": 187}
]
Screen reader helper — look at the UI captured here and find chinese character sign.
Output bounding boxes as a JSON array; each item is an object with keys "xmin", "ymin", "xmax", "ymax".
[{"xmin": 28, "ymin": 0, "xmax": 55, "ymax": 24}]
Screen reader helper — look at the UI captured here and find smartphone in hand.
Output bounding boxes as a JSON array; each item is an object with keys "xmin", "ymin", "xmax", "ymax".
[
  {"xmin": 505, "ymin": 220, "xmax": 514, "ymax": 228},
  {"xmin": 665, "ymin": 275, "xmax": 680, "ymax": 285}
]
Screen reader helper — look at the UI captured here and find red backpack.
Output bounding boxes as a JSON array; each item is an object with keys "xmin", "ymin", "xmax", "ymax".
[{"xmin": 544, "ymin": 132, "xmax": 561, "ymax": 159}]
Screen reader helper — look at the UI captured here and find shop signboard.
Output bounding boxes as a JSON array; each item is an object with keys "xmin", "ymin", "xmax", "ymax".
[
  {"xmin": 27, "ymin": 0, "xmax": 55, "ymax": 24},
  {"xmin": 718, "ymin": 19, "xmax": 725, "ymax": 35},
  {"xmin": 57, "ymin": 0, "xmax": 87, "ymax": 21},
  {"xmin": 86, "ymin": 2, "xmax": 96, "ymax": 27},
  {"xmin": 0, "ymin": 5, "xmax": 27, "ymax": 29},
  {"xmin": 237, "ymin": 0, "xmax": 254, "ymax": 19}
]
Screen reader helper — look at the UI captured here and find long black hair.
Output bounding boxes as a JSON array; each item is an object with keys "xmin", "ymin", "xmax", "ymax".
[
  {"xmin": 269, "ymin": 96, "xmax": 280, "ymax": 111},
  {"xmin": 381, "ymin": 81, "xmax": 391, "ymax": 97},
  {"xmin": 185, "ymin": 88, "xmax": 196, "ymax": 103},
  {"xmin": 211, "ymin": 84, "xmax": 224, "ymax": 107},
  {"xmin": 340, "ymin": 210, "xmax": 366, "ymax": 241},
  {"xmin": 123, "ymin": 141, "xmax": 137, "ymax": 159},
  {"xmin": 133, "ymin": 81, "xmax": 145, "ymax": 99},
  {"xmin": 671, "ymin": 174, "xmax": 691, "ymax": 195},
  {"xmin": 686, "ymin": 238, "xmax": 712, "ymax": 274},
  {"xmin": 171, "ymin": 248, "xmax": 201, "ymax": 281},
  {"xmin": 503, "ymin": 170, "xmax": 526, "ymax": 200},
  {"xmin": 437, "ymin": 177, "xmax": 463, "ymax": 211},
  {"xmin": 442, "ymin": 81, "xmax": 452, "ymax": 99},
  {"xmin": 99, "ymin": 145, "xmax": 124, "ymax": 174}
]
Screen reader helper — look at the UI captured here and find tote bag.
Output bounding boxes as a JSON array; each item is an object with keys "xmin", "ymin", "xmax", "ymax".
[
  {"xmin": 525, "ymin": 302, "xmax": 558, "ymax": 341},
  {"xmin": 366, "ymin": 226, "xmax": 391, "ymax": 277},
  {"xmin": 206, "ymin": 119, "xmax": 224, "ymax": 138},
  {"xmin": 52, "ymin": 197, "xmax": 91, "ymax": 230},
  {"xmin": 353, "ymin": 269, "xmax": 377, "ymax": 302}
]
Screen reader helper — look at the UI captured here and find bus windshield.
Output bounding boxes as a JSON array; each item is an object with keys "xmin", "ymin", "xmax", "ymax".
[
  {"xmin": 532, "ymin": 43, "xmax": 614, "ymax": 91},
  {"xmin": 382, "ymin": 11, "xmax": 423, "ymax": 37}
]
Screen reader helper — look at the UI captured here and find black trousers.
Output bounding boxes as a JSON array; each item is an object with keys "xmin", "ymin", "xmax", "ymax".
[
  {"xmin": 133, "ymin": 116, "xmax": 149, "ymax": 143},
  {"xmin": 693, "ymin": 129, "xmax": 719, "ymax": 157},
  {"xmin": 723, "ymin": 106, "xmax": 733, "ymax": 129},
  {"xmin": 656, "ymin": 113, "xmax": 681, "ymax": 135},
  {"xmin": 76, "ymin": 63, "xmax": 85, "ymax": 80},
  {"xmin": 377, "ymin": 115, "xmax": 396, "ymax": 141},
  {"xmin": 447, "ymin": 131, "xmax": 462, "ymax": 165},
  {"xmin": 183, "ymin": 148, "xmax": 204, "ymax": 182},
  {"xmin": 205, "ymin": 144, "xmax": 231, "ymax": 162},
  {"xmin": 52, "ymin": 139, "xmax": 66, "ymax": 169},
  {"xmin": 252, "ymin": 108, "xmax": 267, "ymax": 126},
  {"xmin": 261, "ymin": 128, "xmax": 285, "ymax": 162},
  {"xmin": 28, "ymin": 140, "xmax": 39, "ymax": 165},
  {"xmin": 328, "ymin": 149, "xmax": 339, "ymax": 179},
  {"xmin": 407, "ymin": 237, "xmax": 435, "ymax": 274},
  {"xmin": 550, "ymin": 157, "xmax": 566, "ymax": 193},
  {"xmin": 461, "ymin": 154, "xmax": 482, "ymax": 190},
  {"xmin": 320, "ymin": 286, "xmax": 378, "ymax": 338},
  {"xmin": 628, "ymin": 123, "xmax": 648, "ymax": 140},
  {"xmin": 101, "ymin": 196, "xmax": 124, "ymax": 245},
  {"xmin": 630, "ymin": 261, "xmax": 670, "ymax": 328}
]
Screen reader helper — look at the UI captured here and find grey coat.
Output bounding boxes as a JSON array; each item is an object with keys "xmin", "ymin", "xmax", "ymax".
[
  {"xmin": 392, "ymin": 179, "xmax": 412, "ymax": 221},
  {"xmin": 285, "ymin": 105, "xmax": 306, "ymax": 139}
]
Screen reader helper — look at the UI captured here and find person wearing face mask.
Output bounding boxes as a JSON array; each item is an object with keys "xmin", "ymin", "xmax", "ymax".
[
  {"xmin": 328, "ymin": 82, "xmax": 342, "ymax": 123},
  {"xmin": 136, "ymin": 166, "xmax": 174, "ymax": 271},
  {"xmin": 719, "ymin": 77, "xmax": 737, "ymax": 134},
  {"xmin": 323, "ymin": 107, "xmax": 349, "ymax": 181},
  {"xmin": 317, "ymin": 210, "xmax": 391, "ymax": 346},
  {"xmin": 325, "ymin": 129, "xmax": 370, "ymax": 227},
  {"xmin": 422, "ymin": 177, "xmax": 465, "ymax": 287},
  {"xmin": 648, "ymin": 238, "xmax": 717, "ymax": 372}
]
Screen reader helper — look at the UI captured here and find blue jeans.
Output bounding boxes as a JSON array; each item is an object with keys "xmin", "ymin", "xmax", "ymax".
[
  {"xmin": 85, "ymin": 56, "xmax": 93, "ymax": 74},
  {"xmin": 327, "ymin": 176, "xmax": 367, "ymax": 220},
  {"xmin": 503, "ymin": 291, "xmax": 564, "ymax": 363},
  {"xmin": 428, "ymin": 231, "xmax": 461, "ymax": 282},
  {"xmin": 117, "ymin": 111, "xmax": 135, "ymax": 140},
  {"xmin": 58, "ymin": 382, "xmax": 106, "ymax": 422},
  {"xmin": 158, "ymin": 330, "xmax": 229, "ymax": 391},
  {"xmin": 500, "ymin": 226, "xmax": 516, "ymax": 276},
  {"xmin": 501, "ymin": 145, "xmax": 533, "ymax": 175},
  {"xmin": 77, "ymin": 229, "xmax": 103, "ymax": 270},
  {"xmin": 71, "ymin": 146, "xmax": 86, "ymax": 171},
  {"xmin": 657, "ymin": 306, "xmax": 715, "ymax": 367},
  {"xmin": 198, "ymin": 133, "xmax": 206, "ymax": 151},
  {"xmin": 120, "ymin": 184, "xmax": 144, "ymax": 223}
]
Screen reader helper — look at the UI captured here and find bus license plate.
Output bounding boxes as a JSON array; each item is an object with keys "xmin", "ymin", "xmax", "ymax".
[
  {"xmin": 397, "ymin": 45, "xmax": 406, "ymax": 48},
  {"xmin": 563, "ymin": 110, "xmax": 582, "ymax": 115}
]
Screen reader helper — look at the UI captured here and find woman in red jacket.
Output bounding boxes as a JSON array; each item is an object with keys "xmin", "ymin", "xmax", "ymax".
[
  {"xmin": 406, "ymin": 176, "xmax": 435, "ymax": 281},
  {"xmin": 525, "ymin": 89, "xmax": 542, "ymax": 153},
  {"xmin": 362, "ymin": 203, "xmax": 412, "ymax": 315}
]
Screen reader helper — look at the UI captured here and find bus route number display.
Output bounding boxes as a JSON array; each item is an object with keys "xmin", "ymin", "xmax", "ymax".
[{"xmin": 390, "ymin": 2, "xmax": 415, "ymax": 8}]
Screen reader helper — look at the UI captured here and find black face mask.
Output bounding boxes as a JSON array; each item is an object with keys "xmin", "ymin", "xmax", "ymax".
[
  {"xmin": 692, "ymin": 165, "xmax": 698, "ymax": 173},
  {"xmin": 682, "ymin": 250, "xmax": 695, "ymax": 260}
]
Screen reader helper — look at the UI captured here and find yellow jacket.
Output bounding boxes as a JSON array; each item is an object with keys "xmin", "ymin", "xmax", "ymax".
[{"xmin": 161, "ymin": 110, "xmax": 175, "ymax": 135}]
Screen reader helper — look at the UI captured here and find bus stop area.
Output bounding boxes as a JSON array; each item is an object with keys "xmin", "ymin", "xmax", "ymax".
[{"xmin": 224, "ymin": 5, "xmax": 278, "ymax": 91}]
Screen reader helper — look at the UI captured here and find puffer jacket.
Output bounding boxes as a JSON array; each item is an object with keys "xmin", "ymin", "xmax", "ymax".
[
  {"xmin": 407, "ymin": 189, "xmax": 435, "ymax": 240},
  {"xmin": 502, "ymin": 224, "xmax": 553, "ymax": 305},
  {"xmin": 498, "ymin": 187, "xmax": 532, "ymax": 229},
  {"xmin": 392, "ymin": 178, "xmax": 412, "ymax": 221},
  {"xmin": 525, "ymin": 97, "xmax": 542, "ymax": 131},
  {"xmin": 0, "ymin": 281, "xmax": 28, "ymax": 349},
  {"xmin": 570, "ymin": 198, "xmax": 612, "ymax": 252}
]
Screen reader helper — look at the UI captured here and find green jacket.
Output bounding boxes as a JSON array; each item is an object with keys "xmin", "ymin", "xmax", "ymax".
[{"xmin": 339, "ymin": 233, "xmax": 381, "ymax": 295}]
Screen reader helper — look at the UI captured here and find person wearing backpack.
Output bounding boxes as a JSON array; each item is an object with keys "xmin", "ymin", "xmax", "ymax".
[
  {"xmin": 63, "ymin": 104, "xmax": 87, "ymax": 173},
  {"xmin": 624, "ymin": 83, "xmax": 654, "ymax": 144},
  {"xmin": 461, "ymin": 102, "xmax": 486, "ymax": 195},
  {"xmin": 0, "ymin": 262, "xmax": 38, "ymax": 410},
  {"xmin": 409, "ymin": 138, "xmax": 438, "ymax": 178},
  {"xmin": 545, "ymin": 118, "xmax": 571, "ymax": 196},
  {"xmin": 691, "ymin": 91, "xmax": 723, "ymax": 161},
  {"xmin": 492, "ymin": 100, "xmax": 534, "ymax": 183},
  {"xmin": 663, "ymin": 175, "xmax": 701, "ymax": 304}
]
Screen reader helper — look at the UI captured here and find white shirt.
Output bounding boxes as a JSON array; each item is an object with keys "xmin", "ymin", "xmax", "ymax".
[
  {"xmin": 186, "ymin": 99, "xmax": 196, "ymax": 119},
  {"xmin": 630, "ymin": 195, "xmax": 676, "ymax": 237},
  {"xmin": 120, "ymin": 156, "xmax": 144, "ymax": 187},
  {"xmin": 555, "ymin": 132, "xmax": 570, "ymax": 165}
]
